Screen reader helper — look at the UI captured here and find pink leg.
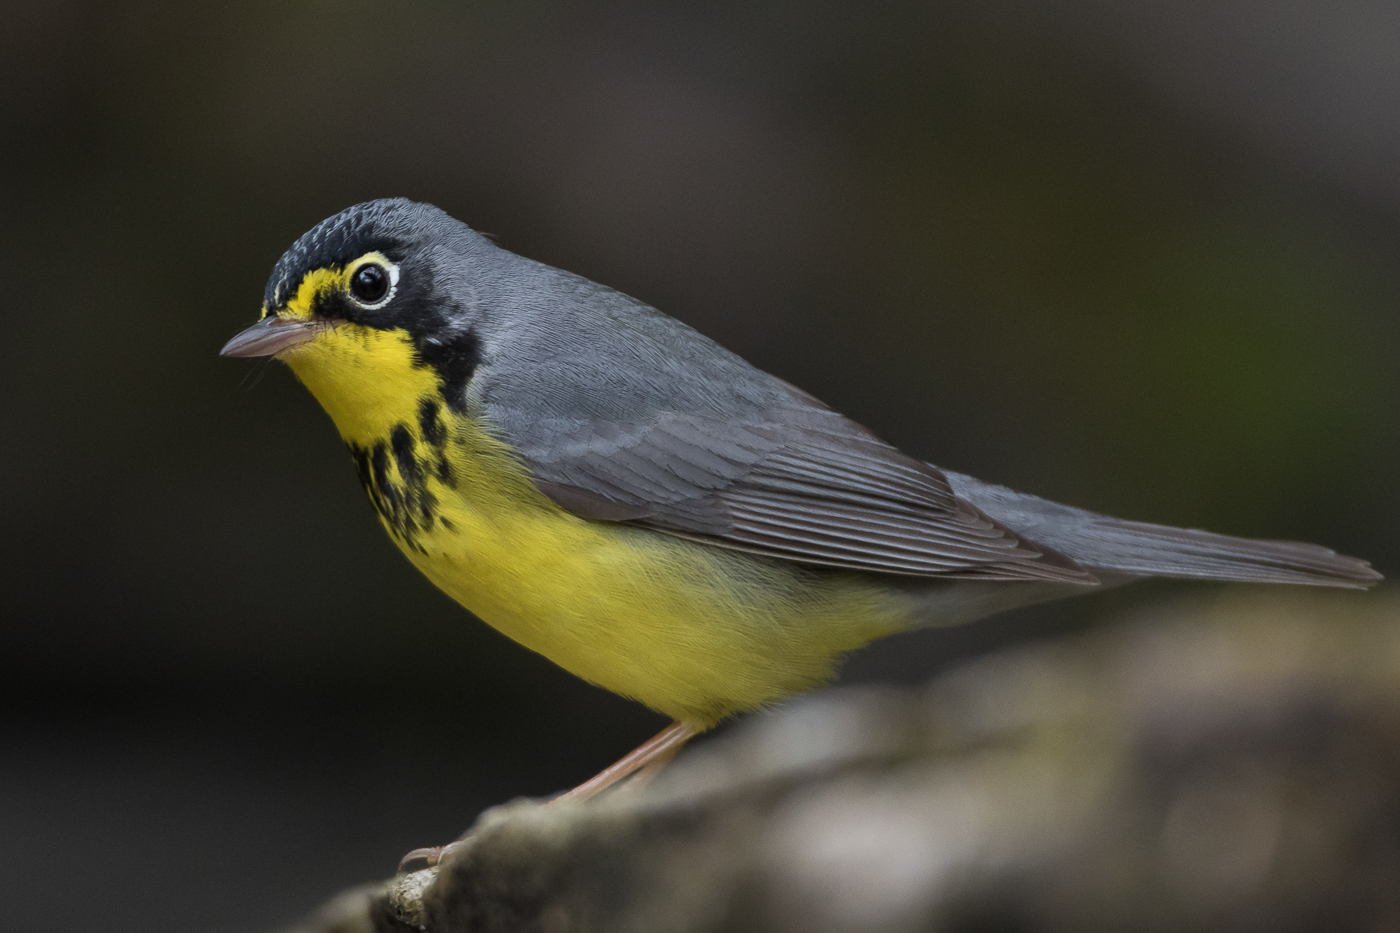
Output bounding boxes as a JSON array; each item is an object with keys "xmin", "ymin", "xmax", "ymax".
[
  {"xmin": 399, "ymin": 720, "xmax": 701, "ymax": 872},
  {"xmin": 556, "ymin": 719, "xmax": 698, "ymax": 801}
]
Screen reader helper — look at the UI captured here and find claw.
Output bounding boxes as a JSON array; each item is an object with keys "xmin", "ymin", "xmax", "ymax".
[
  {"xmin": 398, "ymin": 843, "xmax": 459, "ymax": 873},
  {"xmin": 394, "ymin": 720, "xmax": 698, "ymax": 874}
]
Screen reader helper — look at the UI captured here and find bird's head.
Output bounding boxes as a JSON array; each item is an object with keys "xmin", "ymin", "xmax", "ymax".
[{"xmin": 222, "ymin": 199, "xmax": 487, "ymax": 442}]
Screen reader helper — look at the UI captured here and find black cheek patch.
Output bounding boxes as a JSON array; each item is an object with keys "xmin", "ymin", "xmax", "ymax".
[{"xmin": 415, "ymin": 328, "xmax": 480, "ymax": 412}]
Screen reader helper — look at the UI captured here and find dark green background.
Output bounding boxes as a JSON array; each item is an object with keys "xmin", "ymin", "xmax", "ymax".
[{"xmin": 2, "ymin": 2, "xmax": 1395, "ymax": 930}]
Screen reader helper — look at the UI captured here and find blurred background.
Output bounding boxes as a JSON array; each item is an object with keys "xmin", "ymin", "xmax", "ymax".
[{"xmin": 1, "ymin": 1, "xmax": 1396, "ymax": 929}]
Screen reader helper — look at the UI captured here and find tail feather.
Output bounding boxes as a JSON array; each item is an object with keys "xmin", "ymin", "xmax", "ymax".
[{"xmin": 943, "ymin": 470, "xmax": 1382, "ymax": 590}]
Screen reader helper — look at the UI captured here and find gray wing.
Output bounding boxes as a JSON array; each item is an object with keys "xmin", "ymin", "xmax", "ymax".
[
  {"xmin": 471, "ymin": 273, "xmax": 1092, "ymax": 584},
  {"xmin": 464, "ymin": 256, "xmax": 1376, "ymax": 591},
  {"xmin": 945, "ymin": 471, "xmax": 1381, "ymax": 588},
  {"xmin": 519, "ymin": 401, "xmax": 1093, "ymax": 582}
]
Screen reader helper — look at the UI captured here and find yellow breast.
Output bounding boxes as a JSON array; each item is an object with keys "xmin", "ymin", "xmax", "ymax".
[{"xmin": 281, "ymin": 323, "xmax": 911, "ymax": 725}]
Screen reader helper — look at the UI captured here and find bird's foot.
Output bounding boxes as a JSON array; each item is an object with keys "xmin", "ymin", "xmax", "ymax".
[
  {"xmin": 398, "ymin": 841, "xmax": 461, "ymax": 873},
  {"xmin": 395, "ymin": 720, "xmax": 700, "ymax": 874}
]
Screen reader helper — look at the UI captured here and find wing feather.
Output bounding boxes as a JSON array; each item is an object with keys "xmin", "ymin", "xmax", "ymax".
[
  {"xmin": 946, "ymin": 470, "xmax": 1380, "ymax": 587},
  {"xmin": 500, "ymin": 392, "xmax": 1093, "ymax": 583},
  {"xmin": 461, "ymin": 257, "xmax": 1375, "ymax": 590}
]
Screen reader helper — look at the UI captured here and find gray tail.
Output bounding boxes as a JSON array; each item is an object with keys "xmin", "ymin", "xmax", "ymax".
[{"xmin": 944, "ymin": 470, "xmax": 1382, "ymax": 589}]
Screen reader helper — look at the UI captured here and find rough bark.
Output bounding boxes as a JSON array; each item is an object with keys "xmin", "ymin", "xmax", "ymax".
[{"xmin": 286, "ymin": 590, "xmax": 1400, "ymax": 933}]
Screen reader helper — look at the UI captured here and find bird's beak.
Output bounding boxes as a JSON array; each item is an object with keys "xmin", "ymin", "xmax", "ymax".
[{"xmin": 220, "ymin": 316, "xmax": 325, "ymax": 358}]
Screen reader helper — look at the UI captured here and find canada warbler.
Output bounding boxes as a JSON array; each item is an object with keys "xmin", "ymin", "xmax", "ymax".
[{"xmin": 223, "ymin": 198, "xmax": 1380, "ymax": 806}]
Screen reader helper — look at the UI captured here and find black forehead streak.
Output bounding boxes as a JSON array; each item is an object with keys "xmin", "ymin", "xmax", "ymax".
[{"xmin": 264, "ymin": 204, "xmax": 407, "ymax": 309}]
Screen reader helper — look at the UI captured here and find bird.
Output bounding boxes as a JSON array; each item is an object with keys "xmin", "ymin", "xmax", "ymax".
[{"xmin": 223, "ymin": 198, "xmax": 1380, "ymax": 859}]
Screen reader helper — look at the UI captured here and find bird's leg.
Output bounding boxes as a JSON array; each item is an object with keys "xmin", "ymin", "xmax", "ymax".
[
  {"xmin": 398, "ymin": 720, "xmax": 700, "ymax": 872},
  {"xmin": 611, "ymin": 731, "xmax": 690, "ymax": 796},
  {"xmin": 556, "ymin": 719, "xmax": 698, "ymax": 801}
]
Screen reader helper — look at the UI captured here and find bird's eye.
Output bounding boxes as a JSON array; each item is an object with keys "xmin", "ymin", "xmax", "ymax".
[{"xmin": 349, "ymin": 263, "xmax": 391, "ymax": 305}]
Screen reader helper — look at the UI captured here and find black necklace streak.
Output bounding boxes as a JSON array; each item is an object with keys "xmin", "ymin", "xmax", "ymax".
[
  {"xmin": 346, "ymin": 317, "xmax": 479, "ymax": 552},
  {"xmin": 349, "ymin": 398, "xmax": 459, "ymax": 554}
]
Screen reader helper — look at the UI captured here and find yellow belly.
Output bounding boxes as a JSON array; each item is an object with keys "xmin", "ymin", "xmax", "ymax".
[
  {"xmin": 281, "ymin": 325, "xmax": 911, "ymax": 725},
  {"xmin": 403, "ymin": 496, "xmax": 909, "ymax": 725}
]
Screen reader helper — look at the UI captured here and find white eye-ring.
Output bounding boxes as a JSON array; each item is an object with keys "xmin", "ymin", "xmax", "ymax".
[{"xmin": 347, "ymin": 258, "xmax": 400, "ymax": 309}]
